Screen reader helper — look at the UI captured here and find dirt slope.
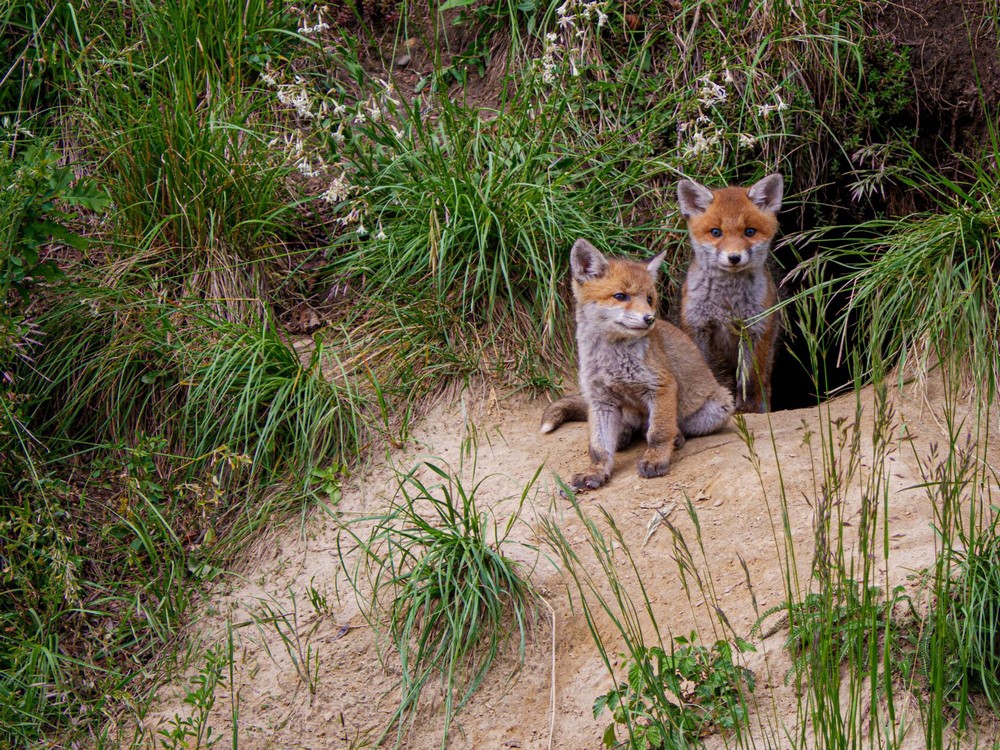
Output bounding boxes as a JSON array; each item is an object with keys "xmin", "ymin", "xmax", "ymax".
[{"xmin": 143, "ymin": 378, "xmax": 999, "ymax": 749}]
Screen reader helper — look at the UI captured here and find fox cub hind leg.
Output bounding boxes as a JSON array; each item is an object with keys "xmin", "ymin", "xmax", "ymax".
[{"xmin": 680, "ymin": 390, "xmax": 734, "ymax": 436}]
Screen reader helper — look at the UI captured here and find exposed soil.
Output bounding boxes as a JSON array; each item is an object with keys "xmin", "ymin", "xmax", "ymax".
[
  {"xmin": 878, "ymin": 0, "xmax": 1000, "ymax": 157},
  {"xmin": 140, "ymin": 376, "xmax": 1000, "ymax": 749}
]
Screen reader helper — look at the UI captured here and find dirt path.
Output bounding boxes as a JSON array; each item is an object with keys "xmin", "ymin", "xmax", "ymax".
[{"xmin": 144, "ymin": 378, "xmax": 999, "ymax": 749}]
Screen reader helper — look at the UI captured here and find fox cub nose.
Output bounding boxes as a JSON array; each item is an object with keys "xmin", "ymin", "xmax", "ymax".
[
  {"xmin": 643, "ymin": 314, "xmax": 655, "ymax": 327},
  {"xmin": 727, "ymin": 253, "xmax": 742, "ymax": 265}
]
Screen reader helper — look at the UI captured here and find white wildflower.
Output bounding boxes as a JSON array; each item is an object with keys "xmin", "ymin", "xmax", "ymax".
[
  {"xmin": 723, "ymin": 61, "xmax": 734, "ymax": 83},
  {"xmin": 277, "ymin": 84, "xmax": 314, "ymax": 119},
  {"xmin": 683, "ymin": 127, "xmax": 720, "ymax": 157},
  {"xmin": 260, "ymin": 67, "xmax": 278, "ymax": 87},
  {"xmin": 296, "ymin": 150, "xmax": 326, "ymax": 177},
  {"xmin": 320, "ymin": 174, "xmax": 353, "ymax": 204},
  {"xmin": 687, "ymin": 130, "xmax": 710, "ymax": 155},
  {"xmin": 542, "ymin": 58, "xmax": 557, "ymax": 84},
  {"xmin": 738, "ymin": 133, "xmax": 757, "ymax": 149},
  {"xmin": 298, "ymin": 10, "xmax": 330, "ymax": 35},
  {"xmin": 697, "ymin": 76, "xmax": 727, "ymax": 107},
  {"xmin": 541, "ymin": 35, "xmax": 561, "ymax": 84},
  {"xmin": 759, "ymin": 95, "xmax": 789, "ymax": 119}
]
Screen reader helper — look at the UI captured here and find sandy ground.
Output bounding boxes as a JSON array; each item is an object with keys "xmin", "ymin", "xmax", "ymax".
[{"xmin": 141, "ymin": 377, "xmax": 1000, "ymax": 749}]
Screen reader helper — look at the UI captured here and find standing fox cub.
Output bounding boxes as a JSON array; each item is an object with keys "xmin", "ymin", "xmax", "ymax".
[
  {"xmin": 677, "ymin": 174, "xmax": 784, "ymax": 413},
  {"xmin": 540, "ymin": 239, "xmax": 734, "ymax": 491}
]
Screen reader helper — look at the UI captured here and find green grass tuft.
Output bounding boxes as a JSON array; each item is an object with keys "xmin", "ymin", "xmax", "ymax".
[{"xmin": 343, "ymin": 459, "xmax": 540, "ymax": 748}]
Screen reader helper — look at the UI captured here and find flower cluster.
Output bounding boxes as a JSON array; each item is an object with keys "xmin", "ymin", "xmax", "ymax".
[
  {"xmin": 541, "ymin": 33, "xmax": 560, "ymax": 84},
  {"xmin": 1, "ymin": 115, "xmax": 35, "ymax": 142},
  {"xmin": 320, "ymin": 174, "xmax": 354, "ymax": 205},
  {"xmin": 682, "ymin": 126, "xmax": 722, "ymax": 157},
  {"xmin": 298, "ymin": 9, "xmax": 329, "ymax": 35},
  {"xmin": 260, "ymin": 62, "xmax": 405, "ymax": 238},
  {"xmin": 537, "ymin": 0, "xmax": 610, "ymax": 84},
  {"xmin": 557, "ymin": 0, "xmax": 609, "ymax": 29},
  {"xmin": 259, "ymin": 65, "xmax": 318, "ymax": 121},
  {"xmin": 269, "ymin": 129, "xmax": 327, "ymax": 177},
  {"xmin": 697, "ymin": 76, "xmax": 727, "ymax": 108},
  {"xmin": 338, "ymin": 206, "xmax": 365, "ymax": 235},
  {"xmin": 276, "ymin": 79, "xmax": 315, "ymax": 120},
  {"xmin": 677, "ymin": 67, "xmax": 794, "ymax": 162},
  {"xmin": 757, "ymin": 95, "xmax": 789, "ymax": 119}
]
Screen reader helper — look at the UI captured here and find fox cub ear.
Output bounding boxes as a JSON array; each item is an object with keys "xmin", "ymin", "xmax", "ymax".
[
  {"xmin": 747, "ymin": 173, "xmax": 784, "ymax": 213},
  {"xmin": 677, "ymin": 179, "xmax": 714, "ymax": 218},
  {"xmin": 570, "ymin": 238, "xmax": 609, "ymax": 281},
  {"xmin": 646, "ymin": 250, "xmax": 668, "ymax": 278}
]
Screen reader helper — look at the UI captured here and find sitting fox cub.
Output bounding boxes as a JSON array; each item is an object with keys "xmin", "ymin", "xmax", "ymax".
[
  {"xmin": 540, "ymin": 239, "xmax": 734, "ymax": 491},
  {"xmin": 677, "ymin": 174, "xmax": 784, "ymax": 413}
]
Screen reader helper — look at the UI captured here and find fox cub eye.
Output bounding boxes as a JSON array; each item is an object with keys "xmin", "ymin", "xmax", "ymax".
[
  {"xmin": 613, "ymin": 292, "xmax": 629, "ymax": 301},
  {"xmin": 744, "ymin": 227, "xmax": 757, "ymax": 237},
  {"xmin": 710, "ymin": 228, "xmax": 723, "ymax": 238},
  {"xmin": 646, "ymin": 295, "xmax": 653, "ymax": 305}
]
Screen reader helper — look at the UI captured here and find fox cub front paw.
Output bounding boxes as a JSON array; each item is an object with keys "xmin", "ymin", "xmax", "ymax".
[
  {"xmin": 636, "ymin": 451, "xmax": 671, "ymax": 478},
  {"xmin": 571, "ymin": 469, "xmax": 609, "ymax": 490},
  {"xmin": 735, "ymin": 394, "xmax": 766, "ymax": 414}
]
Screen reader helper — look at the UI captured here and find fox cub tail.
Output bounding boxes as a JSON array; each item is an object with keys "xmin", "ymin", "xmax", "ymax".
[{"xmin": 539, "ymin": 394, "xmax": 588, "ymax": 434}]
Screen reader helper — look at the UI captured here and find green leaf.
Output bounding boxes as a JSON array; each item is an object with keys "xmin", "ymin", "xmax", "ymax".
[
  {"xmin": 601, "ymin": 722, "xmax": 617, "ymax": 748},
  {"xmin": 644, "ymin": 723, "xmax": 662, "ymax": 748},
  {"xmin": 593, "ymin": 692, "xmax": 609, "ymax": 718},
  {"xmin": 438, "ymin": 0, "xmax": 477, "ymax": 10},
  {"xmin": 33, "ymin": 261, "xmax": 62, "ymax": 282},
  {"xmin": 66, "ymin": 182, "xmax": 111, "ymax": 212},
  {"xmin": 734, "ymin": 636, "xmax": 756, "ymax": 653}
]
